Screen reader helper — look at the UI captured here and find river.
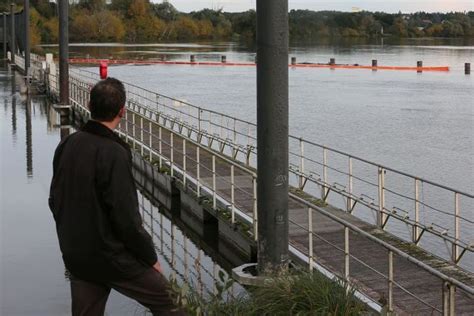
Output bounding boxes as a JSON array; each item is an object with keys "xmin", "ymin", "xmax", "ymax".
[
  {"xmin": 0, "ymin": 66, "xmax": 241, "ymax": 315},
  {"xmin": 63, "ymin": 39, "xmax": 473, "ymax": 267},
  {"xmin": 56, "ymin": 38, "xmax": 474, "ymax": 193},
  {"xmin": 1, "ymin": 39, "xmax": 472, "ymax": 313}
]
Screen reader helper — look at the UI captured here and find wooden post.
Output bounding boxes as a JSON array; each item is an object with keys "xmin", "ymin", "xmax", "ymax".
[
  {"xmin": 291, "ymin": 57, "xmax": 296, "ymax": 65},
  {"xmin": 372, "ymin": 59, "xmax": 377, "ymax": 71},
  {"xmin": 465, "ymin": 63, "xmax": 470, "ymax": 75},
  {"xmin": 330, "ymin": 58, "xmax": 336, "ymax": 65},
  {"xmin": 190, "ymin": 55, "xmax": 195, "ymax": 63},
  {"xmin": 221, "ymin": 55, "xmax": 226, "ymax": 63},
  {"xmin": 417, "ymin": 61, "xmax": 423, "ymax": 73}
]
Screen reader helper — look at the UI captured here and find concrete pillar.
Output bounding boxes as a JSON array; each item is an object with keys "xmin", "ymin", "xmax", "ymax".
[
  {"xmin": 256, "ymin": 0, "xmax": 289, "ymax": 274},
  {"xmin": 24, "ymin": 0, "xmax": 30, "ymax": 76},
  {"xmin": 2, "ymin": 13, "xmax": 6, "ymax": 59},
  {"xmin": 59, "ymin": 0, "xmax": 69, "ymax": 105}
]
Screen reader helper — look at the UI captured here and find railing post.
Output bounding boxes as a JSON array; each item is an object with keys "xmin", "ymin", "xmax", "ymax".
[
  {"xmin": 378, "ymin": 167, "xmax": 386, "ymax": 228},
  {"xmin": 322, "ymin": 147, "xmax": 328, "ymax": 201},
  {"xmin": 253, "ymin": 176, "xmax": 258, "ymax": 241},
  {"xmin": 443, "ymin": 281, "xmax": 449, "ymax": 316},
  {"xmin": 182, "ymin": 139, "xmax": 187, "ymax": 186},
  {"xmin": 208, "ymin": 111, "xmax": 212, "ymax": 141},
  {"xmin": 132, "ymin": 113, "xmax": 136, "ymax": 149},
  {"xmin": 388, "ymin": 250, "xmax": 394, "ymax": 313},
  {"xmin": 149, "ymin": 121, "xmax": 153, "ymax": 162},
  {"xmin": 442, "ymin": 282, "xmax": 456, "ymax": 316},
  {"xmin": 413, "ymin": 179, "xmax": 421, "ymax": 244},
  {"xmin": 125, "ymin": 108, "xmax": 129, "ymax": 142},
  {"xmin": 233, "ymin": 119, "xmax": 237, "ymax": 144},
  {"xmin": 308, "ymin": 207, "xmax": 313, "ymax": 272},
  {"xmin": 158, "ymin": 126, "xmax": 162, "ymax": 168},
  {"xmin": 196, "ymin": 146, "xmax": 200, "ymax": 197},
  {"xmin": 198, "ymin": 108, "xmax": 202, "ymax": 133},
  {"xmin": 231, "ymin": 165, "xmax": 235, "ymax": 224},
  {"xmin": 212, "ymin": 155, "xmax": 216, "ymax": 209},
  {"xmin": 452, "ymin": 192, "xmax": 460, "ymax": 263},
  {"xmin": 347, "ymin": 157, "xmax": 353, "ymax": 213},
  {"xmin": 140, "ymin": 115, "xmax": 144, "ymax": 156},
  {"xmin": 299, "ymin": 138, "xmax": 305, "ymax": 189},
  {"xmin": 345, "ymin": 226, "xmax": 350, "ymax": 281},
  {"xmin": 170, "ymin": 133, "xmax": 174, "ymax": 177},
  {"xmin": 220, "ymin": 115, "xmax": 224, "ymax": 140}
]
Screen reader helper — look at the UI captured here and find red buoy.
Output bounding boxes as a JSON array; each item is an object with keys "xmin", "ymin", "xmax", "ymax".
[{"xmin": 99, "ymin": 60, "xmax": 108, "ymax": 79}]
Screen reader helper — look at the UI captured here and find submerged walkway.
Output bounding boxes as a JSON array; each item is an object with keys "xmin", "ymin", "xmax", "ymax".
[{"xmin": 120, "ymin": 111, "xmax": 474, "ymax": 315}]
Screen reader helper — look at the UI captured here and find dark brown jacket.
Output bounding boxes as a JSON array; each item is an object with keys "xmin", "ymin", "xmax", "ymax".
[{"xmin": 49, "ymin": 120, "xmax": 157, "ymax": 282}]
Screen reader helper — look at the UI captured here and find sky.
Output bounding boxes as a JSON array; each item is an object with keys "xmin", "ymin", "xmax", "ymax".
[{"xmin": 158, "ymin": 0, "xmax": 474, "ymax": 13}]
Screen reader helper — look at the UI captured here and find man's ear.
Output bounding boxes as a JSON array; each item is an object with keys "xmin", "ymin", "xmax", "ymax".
[{"xmin": 118, "ymin": 106, "xmax": 126, "ymax": 118}]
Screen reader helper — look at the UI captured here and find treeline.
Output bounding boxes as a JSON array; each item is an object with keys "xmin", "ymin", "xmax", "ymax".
[
  {"xmin": 2, "ymin": 0, "xmax": 473, "ymax": 45},
  {"xmin": 288, "ymin": 10, "xmax": 474, "ymax": 38}
]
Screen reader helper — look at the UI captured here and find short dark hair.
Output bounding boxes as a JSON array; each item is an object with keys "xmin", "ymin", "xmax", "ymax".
[{"xmin": 89, "ymin": 78, "xmax": 126, "ymax": 122}]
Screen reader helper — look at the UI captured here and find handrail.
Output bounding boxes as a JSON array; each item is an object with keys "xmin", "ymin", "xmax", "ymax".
[
  {"xmin": 36, "ymin": 56, "xmax": 472, "ymax": 267},
  {"xmin": 289, "ymin": 192, "xmax": 474, "ymax": 295}
]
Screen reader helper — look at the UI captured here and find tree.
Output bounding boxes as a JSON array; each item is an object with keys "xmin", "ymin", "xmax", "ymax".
[{"xmin": 151, "ymin": 1, "xmax": 178, "ymax": 21}]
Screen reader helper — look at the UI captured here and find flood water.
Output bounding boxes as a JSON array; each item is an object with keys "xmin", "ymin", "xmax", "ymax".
[
  {"xmin": 61, "ymin": 39, "xmax": 474, "ymax": 192},
  {"xmin": 1, "ymin": 38, "xmax": 473, "ymax": 313},
  {"xmin": 63, "ymin": 39, "xmax": 473, "ymax": 268},
  {"xmin": 0, "ymin": 66, "xmax": 241, "ymax": 315}
]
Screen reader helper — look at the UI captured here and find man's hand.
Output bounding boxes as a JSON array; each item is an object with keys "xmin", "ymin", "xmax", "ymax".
[{"xmin": 153, "ymin": 261, "xmax": 163, "ymax": 274}]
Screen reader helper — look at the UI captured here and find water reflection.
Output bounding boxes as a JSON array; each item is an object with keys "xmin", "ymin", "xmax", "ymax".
[
  {"xmin": 10, "ymin": 90, "xmax": 16, "ymax": 139},
  {"xmin": 137, "ymin": 189, "xmax": 244, "ymax": 300},
  {"xmin": 25, "ymin": 93, "xmax": 33, "ymax": 177}
]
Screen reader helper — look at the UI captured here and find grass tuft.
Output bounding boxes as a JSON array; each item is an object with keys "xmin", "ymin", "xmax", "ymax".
[{"xmin": 170, "ymin": 270, "xmax": 369, "ymax": 316}]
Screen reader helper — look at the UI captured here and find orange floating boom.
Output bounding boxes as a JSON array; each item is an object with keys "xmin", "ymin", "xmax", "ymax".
[{"xmin": 68, "ymin": 58, "xmax": 450, "ymax": 72}]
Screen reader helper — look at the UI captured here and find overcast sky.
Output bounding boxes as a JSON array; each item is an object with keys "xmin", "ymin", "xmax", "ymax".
[{"xmin": 159, "ymin": 0, "xmax": 473, "ymax": 13}]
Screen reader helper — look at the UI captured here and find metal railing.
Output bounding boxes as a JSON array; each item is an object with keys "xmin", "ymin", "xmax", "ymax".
[
  {"xmin": 66, "ymin": 65, "xmax": 473, "ymax": 269},
  {"xmin": 22, "ymin": 53, "xmax": 474, "ymax": 314},
  {"xmin": 289, "ymin": 193, "xmax": 474, "ymax": 315},
  {"xmin": 66, "ymin": 66, "xmax": 260, "ymax": 243}
]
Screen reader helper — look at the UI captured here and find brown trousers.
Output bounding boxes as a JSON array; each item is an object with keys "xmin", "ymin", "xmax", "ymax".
[{"xmin": 70, "ymin": 268, "xmax": 186, "ymax": 316}]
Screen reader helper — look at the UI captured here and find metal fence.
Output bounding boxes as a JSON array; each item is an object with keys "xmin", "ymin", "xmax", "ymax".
[
  {"xmin": 19, "ymin": 53, "xmax": 474, "ymax": 314},
  {"xmin": 66, "ymin": 65, "xmax": 473, "ymax": 269}
]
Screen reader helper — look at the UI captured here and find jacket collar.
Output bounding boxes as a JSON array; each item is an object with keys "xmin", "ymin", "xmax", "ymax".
[{"xmin": 81, "ymin": 120, "xmax": 130, "ymax": 154}]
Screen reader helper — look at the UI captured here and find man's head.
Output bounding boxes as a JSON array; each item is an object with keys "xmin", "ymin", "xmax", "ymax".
[{"xmin": 89, "ymin": 78, "xmax": 126, "ymax": 122}]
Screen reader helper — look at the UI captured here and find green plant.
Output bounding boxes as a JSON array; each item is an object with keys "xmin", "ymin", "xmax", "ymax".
[{"xmin": 169, "ymin": 270, "xmax": 368, "ymax": 316}]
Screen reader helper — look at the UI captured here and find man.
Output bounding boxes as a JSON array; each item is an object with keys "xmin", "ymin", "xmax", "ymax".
[{"xmin": 49, "ymin": 78, "xmax": 184, "ymax": 316}]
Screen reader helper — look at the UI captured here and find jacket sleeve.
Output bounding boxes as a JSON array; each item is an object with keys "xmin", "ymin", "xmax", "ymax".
[{"xmin": 100, "ymin": 148, "xmax": 158, "ymax": 266}]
